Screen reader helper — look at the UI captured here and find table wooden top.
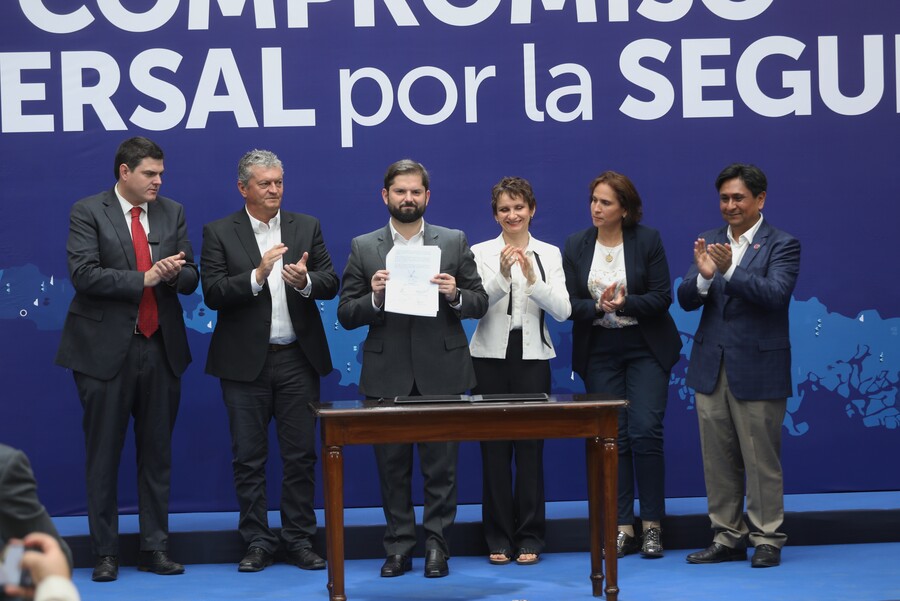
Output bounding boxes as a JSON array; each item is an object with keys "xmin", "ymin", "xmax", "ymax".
[{"xmin": 312, "ymin": 393, "xmax": 627, "ymax": 417}]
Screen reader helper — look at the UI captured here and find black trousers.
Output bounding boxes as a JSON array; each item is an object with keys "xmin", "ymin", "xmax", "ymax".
[
  {"xmin": 585, "ymin": 326, "xmax": 669, "ymax": 525},
  {"xmin": 220, "ymin": 345, "xmax": 319, "ymax": 554},
  {"xmin": 472, "ymin": 330, "xmax": 550, "ymax": 554},
  {"xmin": 372, "ymin": 383, "xmax": 459, "ymax": 558},
  {"xmin": 75, "ymin": 331, "xmax": 179, "ymax": 556}
]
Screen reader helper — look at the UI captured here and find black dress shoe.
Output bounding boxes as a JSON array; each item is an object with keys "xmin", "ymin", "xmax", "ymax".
[
  {"xmin": 238, "ymin": 546, "xmax": 274, "ymax": 572},
  {"xmin": 686, "ymin": 542, "xmax": 747, "ymax": 564},
  {"xmin": 92, "ymin": 556, "xmax": 118, "ymax": 582},
  {"xmin": 286, "ymin": 547, "xmax": 326, "ymax": 570},
  {"xmin": 424, "ymin": 549, "xmax": 449, "ymax": 578},
  {"xmin": 751, "ymin": 544, "xmax": 781, "ymax": 568},
  {"xmin": 616, "ymin": 531, "xmax": 640, "ymax": 558},
  {"xmin": 380, "ymin": 554, "xmax": 412, "ymax": 577},
  {"xmin": 137, "ymin": 550, "xmax": 185, "ymax": 575}
]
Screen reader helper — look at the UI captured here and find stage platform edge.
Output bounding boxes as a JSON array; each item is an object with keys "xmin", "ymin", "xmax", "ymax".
[{"xmin": 55, "ymin": 492, "xmax": 900, "ymax": 568}]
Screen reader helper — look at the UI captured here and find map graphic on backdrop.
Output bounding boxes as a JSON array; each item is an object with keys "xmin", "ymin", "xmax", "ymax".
[{"xmin": 3, "ymin": 263, "xmax": 896, "ymax": 436}]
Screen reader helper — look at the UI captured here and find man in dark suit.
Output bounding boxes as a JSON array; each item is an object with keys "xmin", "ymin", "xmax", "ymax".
[
  {"xmin": 55, "ymin": 137, "xmax": 197, "ymax": 581},
  {"xmin": 678, "ymin": 163, "xmax": 801, "ymax": 568},
  {"xmin": 0, "ymin": 444, "xmax": 72, "ymax": 569},
  {"xmin": 338, "ymin": 159, "xmax": 488, "ymax": 579},
  {"xmin": 201, "ymin": 149, "xmax": 337, "ymax": 573}
]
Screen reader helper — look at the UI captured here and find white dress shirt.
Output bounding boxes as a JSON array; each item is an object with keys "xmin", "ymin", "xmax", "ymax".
[
  {"xmin": 246, "ymin": 209, "xmax": 309, "ymax": 344},
  {"xmin": 114, "ymin": 186, "xmax": 151, "ymax": 259}
]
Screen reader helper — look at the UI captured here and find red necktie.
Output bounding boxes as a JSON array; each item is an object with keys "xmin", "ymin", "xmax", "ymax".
[{"xmin": 131, "ymin": 206, "xmax": 159, "ymax": 337}]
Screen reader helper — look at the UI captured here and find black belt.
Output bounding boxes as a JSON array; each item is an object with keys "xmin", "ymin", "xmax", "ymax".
[{"xmin": 268, "ymin": 342, "xmax": 298, "ymax": 352}]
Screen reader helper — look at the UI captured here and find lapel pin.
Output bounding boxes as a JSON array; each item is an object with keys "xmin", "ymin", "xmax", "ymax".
[{"xmin": 753, "ymin": 243, "xmax": 761, "ymax": 250}]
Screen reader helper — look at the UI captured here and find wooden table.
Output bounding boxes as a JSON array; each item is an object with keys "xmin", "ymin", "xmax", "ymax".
[{"xmin": 312, "ymin": 393, "xmax": 626, "ymax": 601}]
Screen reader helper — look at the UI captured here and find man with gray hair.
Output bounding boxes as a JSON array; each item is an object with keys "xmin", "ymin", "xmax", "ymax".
[{"xmin": 201, "ymin": 149, "xmax": 338, "ymax": 572}]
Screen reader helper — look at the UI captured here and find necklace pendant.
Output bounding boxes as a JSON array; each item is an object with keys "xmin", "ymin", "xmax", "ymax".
[{"xmin": 605, "ymin": 253, "xmax": 613, "ymax": 263}]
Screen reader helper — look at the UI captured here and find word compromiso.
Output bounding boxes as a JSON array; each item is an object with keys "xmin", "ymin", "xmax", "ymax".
[{"xmin": 20, "ymin": 0, "xmax": 775, "ymax": 33}]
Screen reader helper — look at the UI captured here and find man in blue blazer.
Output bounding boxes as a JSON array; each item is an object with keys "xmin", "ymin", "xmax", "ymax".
[
  {"xmin": 55, "ymin": 137, "xmax": 197, "ymax": 581},
  {"xmin": 678, "ymin": 164, "xmax": 801, "ymax": 568},
  {"xmin": 338, "ymin": 160, "xmax": 488, "ymax": 579}
]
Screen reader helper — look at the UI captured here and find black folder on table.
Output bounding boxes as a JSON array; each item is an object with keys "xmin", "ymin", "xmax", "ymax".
[{"xmin": 392, "ymin": 393, "xmax": 550, "ymax": 404}]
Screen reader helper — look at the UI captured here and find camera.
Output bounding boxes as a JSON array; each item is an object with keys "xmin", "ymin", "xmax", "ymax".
[{"xmin": 0, "ymin": 540, "xmax": 34, "ymax": 590}]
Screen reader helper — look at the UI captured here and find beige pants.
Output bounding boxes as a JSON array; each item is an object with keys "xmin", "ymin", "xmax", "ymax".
[{"xmin": 695, "ymin": 365, "xmax": 788, "ymax": 549}]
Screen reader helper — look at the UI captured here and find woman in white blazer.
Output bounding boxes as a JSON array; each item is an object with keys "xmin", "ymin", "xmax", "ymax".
[{"xmin": 469, "ymin": 177, "xmax": 571, "ymax": 566}]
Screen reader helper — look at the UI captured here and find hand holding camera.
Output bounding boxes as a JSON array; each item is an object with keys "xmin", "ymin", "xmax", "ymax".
[
  {"xmin": 1, "ymin": 541, "xmax": 31, "ymax": 590},
  {"xmin": 2, "ymin": 533, "xmax": 69, "ymax": 599}
]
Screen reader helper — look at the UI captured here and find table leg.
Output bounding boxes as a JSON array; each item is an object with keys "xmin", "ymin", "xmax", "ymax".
[
  {"xmin": 323, "ymin": 444, "xmax": 346, "ymax": 601},
  {"xmin": 601, "ymin": 436, "xmax": 619, "ymax": 601},
  {"xmin": 586, "ymin": 436, "xmax": 605, "ymax": 597}
]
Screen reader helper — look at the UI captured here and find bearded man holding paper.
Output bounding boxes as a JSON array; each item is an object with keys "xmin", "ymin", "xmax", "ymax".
[{"xmin": 337, "ymin": 159, "xmax": 487, "ymax": 579}]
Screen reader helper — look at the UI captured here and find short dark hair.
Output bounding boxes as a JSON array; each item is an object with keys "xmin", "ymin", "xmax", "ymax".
[
  {"xmin": 114, "ymin": 137, "xmax": 164, "ymax": 180},
  {"xmin": 715, "ymin": 163, "xmax": 767, "ymax": 197},
  {"xmin": 384, "ymin": 159, "xmax": 429, "ymax": 191},
  {"xmin": 589, "ymin": 171, "xmax": 643, "ymax": 228},
  {"xmin": 491, "ymin": 176, "xmax": 536, "ymax": 215}
]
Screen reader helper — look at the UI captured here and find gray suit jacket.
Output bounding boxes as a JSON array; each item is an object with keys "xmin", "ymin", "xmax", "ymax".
[
  {"xmin": 338, "ymin": 223, "xmax": 488, "ymax": 397},
  {"xmin": 677, "ymin": 220, "xmax": 801, "ymax": 400},
  {"xmin": 55, "ymin": 189, "xmax": 199, "ymax": 380},
  {"xmin": 0, "ymin": 445, "xmax": 73, "ymax": 568}
]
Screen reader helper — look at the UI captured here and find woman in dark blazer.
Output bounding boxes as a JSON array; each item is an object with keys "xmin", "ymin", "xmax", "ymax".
[{"xmin": 563, "ymin": 171, "xmax": 682, "ymax": 558}]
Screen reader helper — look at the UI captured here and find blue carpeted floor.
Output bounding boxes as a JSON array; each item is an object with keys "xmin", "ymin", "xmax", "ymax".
[{"xmin": 73, "ymin": 543, "xmax": 900, "ymax": 601}]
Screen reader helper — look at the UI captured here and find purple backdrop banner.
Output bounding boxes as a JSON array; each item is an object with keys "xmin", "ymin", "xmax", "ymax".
[{"xmin": 1, "ymin": 0, "xmax": 897, "ymax": 515}]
